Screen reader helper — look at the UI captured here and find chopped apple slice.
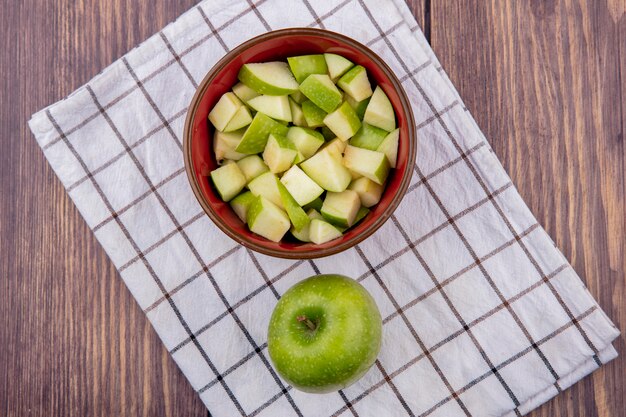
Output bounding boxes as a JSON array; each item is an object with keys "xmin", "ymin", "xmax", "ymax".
[
  {"xmin": 277, "ymin": 180, "xmax": 310, "ymax": 231},
  {"xmin": 321, "ymin": 190, "xmax": 361, "ymax": 228},
  {"xmin": 309, "ymin": 219, "xmax": 343, "ymax": 244},
  {"xmin": 248, "ymin": 171, "xmax": 284, "ymax": 209},
  {"xmin": 346, "ymin": 95, "xmax": 370, "ymax": 120},
  {"xmin": 290, "ymin": 90, "xmax": 307, "ymax": 104},
  {"xmin": 247, "ymin": 196, "xmax": 291, "ymax": 242},
  {"xmin": 324, "ymin": 53, "xmax": 354, "ymax": 82},
  {"xmin": 223, "ymin": 105, "xmax": 253, "ymax": 132},
  {"xmin": 287, "ymin": 127, "xmax": 324, "ymax": 159},
  {"xmin": 214, "ymin": 129, "xmax": 246, "ymax": 163},
  {"xmin": 321, "ymin": 137, "xmax": 346, "ymax": 161},
  {"xmin": 280, "ymin": 165, "xmax": 324, "ymax": 206},
  {"xmin": 236, "ymin": 155, "xmax": 269, "ymax": 182},
  {"xmin": 236, "ymin": 112, "xmax": 289, "ymax": 154},
  {"xmin": 291, "ymin": 209, "xmax": 324, "ymax": 242},
  {"xmin": 301, "ymin": 100, "xmax": 327, "ymax": 128},
  {"xmin": 289, "ymin": 98, "xmax": 307, "ymax": 127},
  {"xmin": 354, "ymin": 206, "xmax": 370, "ymax": 225},
  {"xmin": 288, "ymin": 55, "xmax": 328, "ymax": 83},
  {"xmin": 262, "ymin": 133, "xmax": 297, "ymax": 174},
  {"xmin": 343, "ymin": 145, "xmax": 390, "ymax": 185},
  {"xmin": 247, "ymin": 95, "xmax": 292, "ymax": 122},
  {"xmin": 349, "ymin": 177, "xmax": 384, "ymax": 207},
  {"xmin": 232, "ymin": 82, "xmax": 260, "ymax": 103},
  {"xmin": 210, "ymin": 162, "xmax": 247, "ymax": 202},
  {"xmin": 363, "ymin": 86, "xmax": 396, "ymax": 132},
  {"xmin": 208, "ymin": 92, "xmax": 244, "ymax": 132},
  {"xmin": 323, "ymin": 101, "xmax": 361, "ymax": 141},
  {"xmin": 337, "ymin": 65, "xmax": 373, "ymax": 102},
  {"xmin": 238, "ymin": 62, "xmax": 299, "ymax": 95},
  {"xmin": 349, "ymin": 123, "xmax": 388, "ymax": 150},
  {"xmin": 300, "ymin": 147, "xmax": 352, "ymax": 192},
  {"xmin": 299, "ymin": 74, "xmax": 343, "ymax": 113},
  {"xmin": 376, "ymin": 128, "xmax": 399, "ymax": 168},
  {"xmin": 230, "ymin": 191, "xmax": 257, "ymax": 222}
]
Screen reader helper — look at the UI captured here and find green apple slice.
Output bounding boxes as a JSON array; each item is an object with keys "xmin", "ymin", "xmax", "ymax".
[
  {"xmin": 223, "ymin": 105, "xmax": 253, "ymax": 132},
  {"xmin": 208, "ymin": 92, "xmax": 243, "ymax": 132},
  {"xmin": 232, "ymin": 82, "xmax": 260, "ymax": 103},
  {"xmin": 289, "ymin": 98, "xmax": 307, "ymax": 127},
  {"xmin": 247, "ymin": 196, "xmax": 291, "ymax": 242},
  {"xmin": 343, "ymin": 145, "xmax": 390, "ymax": 185},
  {"xmin": 230, "ymin": 190, "xmax": 257, "ymax": 222},
  {"xmin": 236, "ymin": 112, "xmax": 289, "ymax": 154},
  {"xmin": 321, "ymin": 190, "xmax": 361, "ymax": 228},
  {"xmin": 247, "ymin": 95, "xmax": 292, "ymax": 122},
  {"xmin": 290, "ymin": 90, "xmax": 307, "ymax": 104},
  {"xmin": 346, "ymin": 95, "xmax": 370, "ymax": 120},
  {"xmin": 324, "ymin": 53, "xmax": 354, "ymax": 82},
  {"xmin": 349, "ymin": 177, "xmax": 384, "ymax": 207},
  {"xmin": 287, "ymin": 127, "xmax": 324, "ymax": 159},
  {"xmin": 321, "ymin": 137, "xmax": 346, "ymax": 161},
  {"xmin": 238, "ymin": 62, "xmax": 299, "ymax": 95},
  {"xmin": 363, "ymin": 86, "xmax": 396, "ymax": 132},
  {"xmin": 376, "ymin": 128, "xmax": 399, "ymax": 168},
  {"xmin": 337, "ymin": 65, "xmax": 373, "ymax": 102},
  {"xmin": 300, "ymin": 147, "xmax": 351, "ymax": 192},
  {"xmin": 309, "ymin": 219, "xmax": 343, "ymax": 244},
  {"xmin": 236, "ymin": 155, "xmax": 269, "ymax": 182},
  {"xmin": 348, "ymin": 122, "xmax": 388, "ymax": 150},
  {"xmin": 210, "ymin": 162, "xmax": 247, "ymax": 202},
  {"xmin": 291, "ymin": 209, "xmax": 324, "ymax": 242},
  {"xmin": 280, "ymin": 165, "xmax": 324, "ymax": 206},
  {"xmin": 262, "ymin": 133, "xmax": 297, "ymax": 174},
  {"xmin": 301, "ymin": 100, "xmax": 328, "ymax": 128},
  {"xmin": 288, "ymin": 55, "xmax": 328, "ymax": 83},
  {"xmin": 354, "ymin": 206, "xmax": 370, "ymax": 225},
  {"xmin": 248, "ymin": 171, "xmax": 284, "ymax": 209},
  {"xmin": 320, "ymin": 126, "xmax": 335, "ymax": 140},
  {"xmin": 299, "ymin": 74, "xmax": 343, "ymax": 113},
  {"xmin": 302, "ymin": 196, "xmax": 324, "ymax": 212},
  {"xmin": 214, "ymin": 129, "xmax": 247, "ymax": 163},
  {"xmin": 277, "ymin": 179, "xmax": 310, "ymax": 231},
  {"xmin": 323, "ymin": 101, "xmax": 361, "ymax": 141}
]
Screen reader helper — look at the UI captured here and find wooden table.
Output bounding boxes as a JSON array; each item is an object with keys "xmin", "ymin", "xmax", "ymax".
[{"xmin": 1, "ymin": 1, "xmax": 623, "ymax": 415}]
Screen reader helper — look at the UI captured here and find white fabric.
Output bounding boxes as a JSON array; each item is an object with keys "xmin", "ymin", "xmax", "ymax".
[{"xmin": 29, "ymin": 0, "xmax": 619, "ymax": 416}]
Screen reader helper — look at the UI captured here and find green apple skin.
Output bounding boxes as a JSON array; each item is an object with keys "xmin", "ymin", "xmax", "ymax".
[{"xmin": 267, "ymin": 274, "xmax": 382, "ymax": 393}]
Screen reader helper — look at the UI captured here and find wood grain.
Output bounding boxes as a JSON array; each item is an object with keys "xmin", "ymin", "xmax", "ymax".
[{"xmin": 0, "ymin": 1, "xmax": 623, "ymax": 416}]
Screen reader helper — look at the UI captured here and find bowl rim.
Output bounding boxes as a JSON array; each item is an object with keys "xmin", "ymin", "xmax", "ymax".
[{"xmin": 183, "ymin": 27, "xmax": 416, "ymax": 259}]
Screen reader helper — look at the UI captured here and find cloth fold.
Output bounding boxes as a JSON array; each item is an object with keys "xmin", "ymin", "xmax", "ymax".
[{"xmin": 29, "ymin": 0, "xmax": 619, "ymax": 416}]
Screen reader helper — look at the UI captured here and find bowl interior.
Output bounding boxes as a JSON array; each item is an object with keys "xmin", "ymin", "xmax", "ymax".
[{"xmin": 187, "ymin": 30, "xmax": 414, "ymax": 258}]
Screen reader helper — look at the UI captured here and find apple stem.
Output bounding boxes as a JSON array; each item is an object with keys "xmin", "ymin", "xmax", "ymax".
[{"xmin": 297, "ymin": 315, "xmax": 317, "ymax": 331}]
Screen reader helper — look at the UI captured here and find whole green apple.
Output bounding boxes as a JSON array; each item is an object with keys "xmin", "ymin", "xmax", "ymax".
[{"xmin": 267, "ymin": 274, "xmax": 382, "ymax": 393}]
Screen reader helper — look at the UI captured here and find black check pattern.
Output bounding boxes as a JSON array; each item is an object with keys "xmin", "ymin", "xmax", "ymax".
[{"xmin": 29, "ymin": 0, "xmax": 619, "ymax": 416}]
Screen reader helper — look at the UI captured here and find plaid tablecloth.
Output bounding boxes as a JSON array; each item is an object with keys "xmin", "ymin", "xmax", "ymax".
[{"xmin": 29, "ymin": 0, "xmax": 619, "ymax": 416}]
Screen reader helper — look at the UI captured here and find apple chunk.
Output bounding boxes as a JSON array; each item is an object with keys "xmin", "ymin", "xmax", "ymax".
[
  {"xmin": 309, "ymin": 219, "xmax": 343, "ymax": 244},
  {"xmin": 277, "ymin": 179, "xmax": 310, "ymax": 231},
  {"xmin": 321, "ymin": 190, "xmax": 361, "ymax": 228},
  {"xmin": 280, "ymin": 165, "xmax": 324, "ymax": 206},
  {"xmin": 324, "ymin": 53, "xmax": 354, "ymax": 82},
  {"xmin": 337, "ymin": 65, "xmax": 373, "ymax": 102},
  {"xmin": 248, "ymin": 171, "xmax": 284, "ymax": 209},
  {"xmin": 291, "ymin": 209, "xmax": 324, "ymax": 242},
  {"xmin": 210, "ymin": 162, "xmax": 246, "ymax": 202},
  {"xmin": 238, "ymin": 62, "xmax": 299, "ymax": 95},
  {"xmin": 232, "ymin": 82, "xmax": 260, "ymax": 103},
  {"xmin": 301, "ymin": 100, "xmax": 327, "ymax": 128},
  {"xmin": 213, "ymin": 129, "xmax": 246, "ymax": 164},
  {"xmin": 299, "ymin": 74, "xmax": 343, "ymax": 113},
  {"xmin": 323, "ymin": 101, "xmax": 361, "ymax": 141},
  {"xmin": 343, "ymin": 145, "xmax": 390, "ymax": 185},
  {"xmin": 363, "ymin": 86, "xmax": 396, "ymax": 132},
  {"xmin": 247, "ymin": 196, "xmax": 291, "ymax": 242},
  {"xmin": 223, "ymin": 105, "xmax": 252, "ymax": 132},
  {"xmin": 236, "ymin": 155, "xmax": 269, "ymax": 182},
  {"xmin": 236, "ymin": 112, "xmax": 289, "ymax": 154},
  {"xmin": 247, "ymin": 95, "xmax": 292, "ymax": 122},
  {"xmin": 208, "ymin": 92, "xmax": 243, "ymax": 132},
  {"xmin": 263, "ymin": 133, "xmax": 297, "ymax": 174},
  {"xmin": 300, "ymin": 147, "xmax": 352, "ymax": 192},
  {"xmin": 349, "ymin": 177, "xmax": 384, "ymax": 207},
  {"xmin": 288, "ymin": 55, "xmax": 328, "ymax": 83},
  {"xmin": 348, "ymin": 123, "xmax": 388, "ymax": 150},
  {"xmin": 289, "ymin": 98, "xmax": 307, "ymax": 127},
  {"xmin": 230, "ymin": 190, "xmax": 257, "ymax": 222},
  {"xmin": 287, "ymin": 127, "xmax": 324, "ymax": 159},
  {"xmin": 377, "ymin": 128, "xmax": 399, "ymax": 168}
]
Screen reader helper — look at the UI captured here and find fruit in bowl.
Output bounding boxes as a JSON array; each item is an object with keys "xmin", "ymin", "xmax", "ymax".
[{"xmin": 183, "ymin": 28, "xmax": 416, "ymax": 259}]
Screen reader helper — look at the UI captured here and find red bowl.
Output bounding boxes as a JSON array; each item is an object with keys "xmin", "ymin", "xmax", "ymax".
[{"xmin": 183, "ymin": 28, "xmax": 416, "ymax": 259}]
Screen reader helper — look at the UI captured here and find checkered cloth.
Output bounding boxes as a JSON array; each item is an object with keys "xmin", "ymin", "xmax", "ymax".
[{"xmin": 29, "ymin": 0, "xmax": 619, "ymax": 416}]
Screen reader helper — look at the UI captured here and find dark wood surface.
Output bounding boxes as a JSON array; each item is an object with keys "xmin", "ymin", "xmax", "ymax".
[{"xmin": 1, "ymin": 1, "xmax": 623, "ymax": 416}]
